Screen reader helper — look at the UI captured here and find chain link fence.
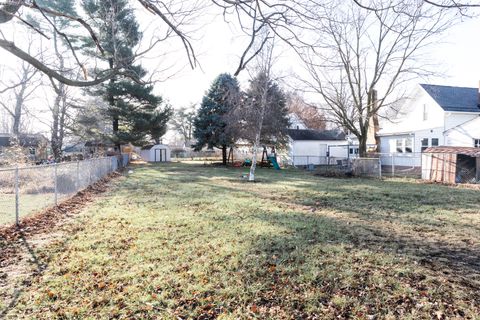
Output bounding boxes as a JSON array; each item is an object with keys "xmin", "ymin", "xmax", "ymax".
[
  {"xmin": 291, "ymin": 153, "xmax": 422, "ymax": 179},
  {"xmin": 374, "ymin": 153, "xmax": 422, "ymax": 178},
  {"xmin": 0, "ymin": 156, "xmax": 127, "ymax": 227}
]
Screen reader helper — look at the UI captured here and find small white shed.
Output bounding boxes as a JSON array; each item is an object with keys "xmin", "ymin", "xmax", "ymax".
[{"xmin": 140, "ymin": 144, "xmax": 171, "ymax": 162}]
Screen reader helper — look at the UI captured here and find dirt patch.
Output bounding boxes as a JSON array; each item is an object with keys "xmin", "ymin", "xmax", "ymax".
[{"xmin": 0, "ymin": 172, "xmax": 122, "ymax": 315}]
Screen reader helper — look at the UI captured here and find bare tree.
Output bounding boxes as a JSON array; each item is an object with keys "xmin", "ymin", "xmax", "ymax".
[
  {"xmin": 0, "ymin": 51, "xmax": 40, "ymax": 135},
  {"xmin": 230, "ymin": 37, "xmax": 289, "ymax": 181},
  {"xmin": 0, "ymin": 0, "xmax": 205, "ymax": 86},
  {"xmin": 48, "ymin": 9, "xmax": 71, "ymax": 161},
  {"xmin": 353, "ymin": 0, "xmax": 480, "ymax": 11},
  {"xmin": 299, "ymin": 0, "xmax": 455, "ymax": 156},
  {"xmin": 170, "ymin": 104, "xmax": 196, "ymax": 146}
]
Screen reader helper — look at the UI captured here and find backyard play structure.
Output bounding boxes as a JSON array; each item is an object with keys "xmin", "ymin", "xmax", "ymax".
[{"xmin": 227, "ymin": 146, "xmax": 281, "ymax": 170}]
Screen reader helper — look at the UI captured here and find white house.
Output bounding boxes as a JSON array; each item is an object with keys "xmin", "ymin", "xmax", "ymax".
[
  {"xmin": 378, "ymin": 84, "xmax": 480, "ymax": 159},
  {"xmin": 286, "ymin": 128, "xmax": 354, "ymax": 165},
  {"xmin": 140, "ymin": 144, "xmax": 171, "ymax": 162},
  {"xmin": 288, "ymin": 113, "xmax": 308, "ymax": 130}
]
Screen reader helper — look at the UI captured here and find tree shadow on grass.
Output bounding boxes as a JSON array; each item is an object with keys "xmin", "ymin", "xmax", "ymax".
[
  {"xmin": 0, "ymin": 229, "xmax": 76, "ymax": 318},
  {"xmin": 235, "ymin": 209, "xmax": 480, "ymax": 318}
]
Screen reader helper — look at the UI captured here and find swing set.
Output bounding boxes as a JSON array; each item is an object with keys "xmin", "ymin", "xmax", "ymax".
[{"xmin": 227, "ymin": 145, "xmax": 281, "ymax": 170}]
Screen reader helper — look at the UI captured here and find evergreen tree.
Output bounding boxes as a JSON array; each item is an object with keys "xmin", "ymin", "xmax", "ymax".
[
  {"xmin": 245, "ymin": 71, "xmax": 290, "ymax": 146},
  {"xmin": 193, "ymin": 73, "xmax": 241, "ymax": 165},
  {"xmin": 81, "ymin": 0, "xmax": 170, "ymax": 147}
]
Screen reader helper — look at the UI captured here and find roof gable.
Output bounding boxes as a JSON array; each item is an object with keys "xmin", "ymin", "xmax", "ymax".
[
  {"xmin": 420, "ymin": 84, "xmax": 480, "ymax": 113},
  {"xmin": 287, "ymin": 129, "xmax": 345, "ymax": 141}
]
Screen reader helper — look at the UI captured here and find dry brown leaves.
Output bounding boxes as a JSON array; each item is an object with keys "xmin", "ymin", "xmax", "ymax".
[{"xmin": 0, "ymin": 172, "xmax": 121, "ymax": 267}]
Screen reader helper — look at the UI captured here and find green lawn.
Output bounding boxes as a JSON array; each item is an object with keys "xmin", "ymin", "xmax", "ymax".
[
  {"xmin": 0, "ymin": 193, "xmax": 56, "ymax": 226},
  {"xmin": 3, "ymin": 162, "xmax": 480, "ymax": 319},
  {"xmin": 0, "ymin": 191, "xmax": 78, "ymax": 226}
]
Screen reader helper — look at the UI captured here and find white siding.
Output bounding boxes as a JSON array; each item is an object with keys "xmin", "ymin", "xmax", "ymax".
[
  {"xmin": 290, "ymin": 140, "xmax": 349, "ymax": 165},
  {"xmin": 379, "ymin": 86, "xmax": 445, "ymax": 136},
  {"xmin": 445, "ymin": 116, "xmax": 480, "ymax": 147},
  {"xmin": 380, "ymin": 128, "xmax": 445, "ymax": 154},
  {"xmin": 140, "ymin": 144, "xmax": 171, "ymax": 162},
  {"xmin": 444, "ymin": 113, "xmax": 479, "ymax": 131}
]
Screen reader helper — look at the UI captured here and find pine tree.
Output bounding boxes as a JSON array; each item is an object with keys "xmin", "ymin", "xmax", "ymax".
[
  {"xmin": 81, "ymin": 0, "xmax": 170, "ymax": 147},
  {"xmin": 193, "ymin": 73, "xmax": 241, "ymax": 165}
]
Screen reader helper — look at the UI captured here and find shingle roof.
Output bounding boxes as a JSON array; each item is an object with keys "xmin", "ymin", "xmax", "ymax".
[
  {"xmin": 0, "ymin": 134, "xmax": 44, "ymax": 147},
  {"xmin": 287, "ymin": 129, "xmax": 345, "ymax": 141},
  {"xmin": 420, "ymin": 84, "xmax": 480, "ymax": 113},
  {"xmin": 423, "ymin": 146, "xmax": 480, "ymax": 157}
]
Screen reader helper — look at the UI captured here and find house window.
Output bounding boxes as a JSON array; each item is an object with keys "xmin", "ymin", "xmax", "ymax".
[
  {"xmin": 423, "ymin": 104, "xmax": 428, "ymax": 121},
  {"xmin": 421, "ymin": 138, "xmax": 429, "ymax": 152},
  {"xmin": 396, "ymin": 139, "xmax": 403, "ymax": 153},
  {"xmin": 474, "ymin": 139, "xmax": 480, "ymax": 148},
  {"xmin": 431, "ymin": 138, "xmax": 439, "ymax": 147},
  {"xmin": 349, "ymin": 147, "xmax": 359, "ymax": 155},
  {"xmin": 395, "ymin": 137, "xmax": 413, "ymax": 153},
  {"xmin": 29, "ymin": 147, "xmax": 36, "ymax": 155},
  {"xmin": 405, "ymin": 137, "xmax": 413, "ymax": 153}
]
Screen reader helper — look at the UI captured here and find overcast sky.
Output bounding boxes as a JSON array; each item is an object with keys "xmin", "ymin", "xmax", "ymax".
[
  {"xmin": 156, "ymin": 14, "xmax": 480, "ymax": 109},
  {"xmin": 1, "ymin": 3, "xmax": 480, "ymax": 137}
]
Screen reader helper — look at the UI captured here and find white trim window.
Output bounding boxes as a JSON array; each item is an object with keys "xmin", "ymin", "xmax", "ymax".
[
  {"xmin": 421, "ymin": 138, "xmax": 429, "ymax": 152},
  {"xmin": 396, "ymin": 139, "xmax": 403, "ymax": 153},
  {"xmin": 431, "ymin": 138, "xmax": 439, "ymax": 147},
  {"xmin": 396, "ymin": 137, "xmax": 413, "ymax": 153},
  {"xmin": 474, "ymin": 139, "xmax": 480, "ymax": 148}
]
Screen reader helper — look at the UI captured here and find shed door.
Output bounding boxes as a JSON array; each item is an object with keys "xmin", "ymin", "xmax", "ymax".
[{"xmin": 154, "ymin": 149, "xmax": 167, "ymax": 162}]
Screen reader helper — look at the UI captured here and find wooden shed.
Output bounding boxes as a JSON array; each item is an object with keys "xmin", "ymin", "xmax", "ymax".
[{"xmin": 422, "ymin": 147, "xmax": 480, "ymax": 184}]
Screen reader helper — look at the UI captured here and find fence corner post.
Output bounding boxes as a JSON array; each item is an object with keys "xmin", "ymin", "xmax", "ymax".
[
  {"xmin": 76, "ymin": 160, "xmax": 80, "ymax": 190},
  {"xmin": 15, "ymin": 166, "xmax": 19, "ymax": 226},
  {"xmin": 54, "ymin": 163, "xmax": 58, "ymax": 206},
  {"xmin": 379, "ymin": 158, "xmax": 382, "ymax": 179},
  {"xmin": 391, "ymin": 154, "xmax": 395, "ymax": 177}
]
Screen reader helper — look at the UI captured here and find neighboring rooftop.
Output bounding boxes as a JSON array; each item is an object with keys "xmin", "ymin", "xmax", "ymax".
[
  {"xmin": 420, "ymin": 84, "xmax": 480, "ymax": 113},
  {"xmin": 0, "ymin": 133, "xmax": 46, "ymax": 147},
  {"xmin": 287, "ymin": 129, "xmax": 345, "ymax": 141},
  {"xmin": 423, "ymin": 146, "xmax": 480, "ymax": 157}
]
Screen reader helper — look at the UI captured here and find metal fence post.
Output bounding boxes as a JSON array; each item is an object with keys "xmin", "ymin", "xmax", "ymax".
[
  {"xmin": 379, "ymin": 158, "xmax": 382, "ymax": 179},
  {"xmin": 15, "ymin": 166, "xmax": 19, "ymax": 226},
  {"xmin": 76, "ymin": 160, "xmax": 80, "ymax": 190},
  {"xmin": 54, "ymin": 163, "xmax": 58, "ymax": 206},
  {"xmin": 391, "ymin": 154, "xmax": 394, "ymax": 177}
]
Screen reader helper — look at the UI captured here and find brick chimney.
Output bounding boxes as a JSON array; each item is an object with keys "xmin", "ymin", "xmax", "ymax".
[
  {"xmin": 478, "ymin": 81, "xmax": 480, "ymax": 108},
  {"xmin": 368, "ymin": 89, "xmax": 381, "ymax": 152}
]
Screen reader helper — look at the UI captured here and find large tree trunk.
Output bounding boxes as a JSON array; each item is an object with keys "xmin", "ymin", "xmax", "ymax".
[
  {"xmin": 222, "ymin": 145, "xmax": 227, "ymax": 165},
  {"xmin": 370, "ymin": 89, "xmax": 381, "ymax": 152},
  {"xmin": 358, "ymin": 135, "xmax": 368, "ymax": 158},
  {"xmin": 12, "ymin": 84, "xmax": 26, "ymax": 136},
  {"xmin": 51, "ymin": 25, "xmax": 67, "ymax": 162},
  {"xmin": 51, "ymin": 92, "xmax": 62, "ymax": 162},
  {"xmin": 108, "ymin": 58, "xmax": 120, "ymax": 153}
]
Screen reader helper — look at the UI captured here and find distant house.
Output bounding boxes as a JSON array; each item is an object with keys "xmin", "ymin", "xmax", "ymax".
[
  {"xmin": 288, "ymin": 113, "xmax": 308, "ymax": 130},
  {"xmin": 286, "ymin": 128, "xmax": 352, "ymax": 165},
  {"xmin": 84, "ymin": 141, "xmax": 116, "ymax": 157},
  {"xmin": 0, "ymin": 133, "xmax": 49, "ymax": 162},
  {"xmin": 378, "ymin": 84, "xmax": 480, "ymax": 154}
]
